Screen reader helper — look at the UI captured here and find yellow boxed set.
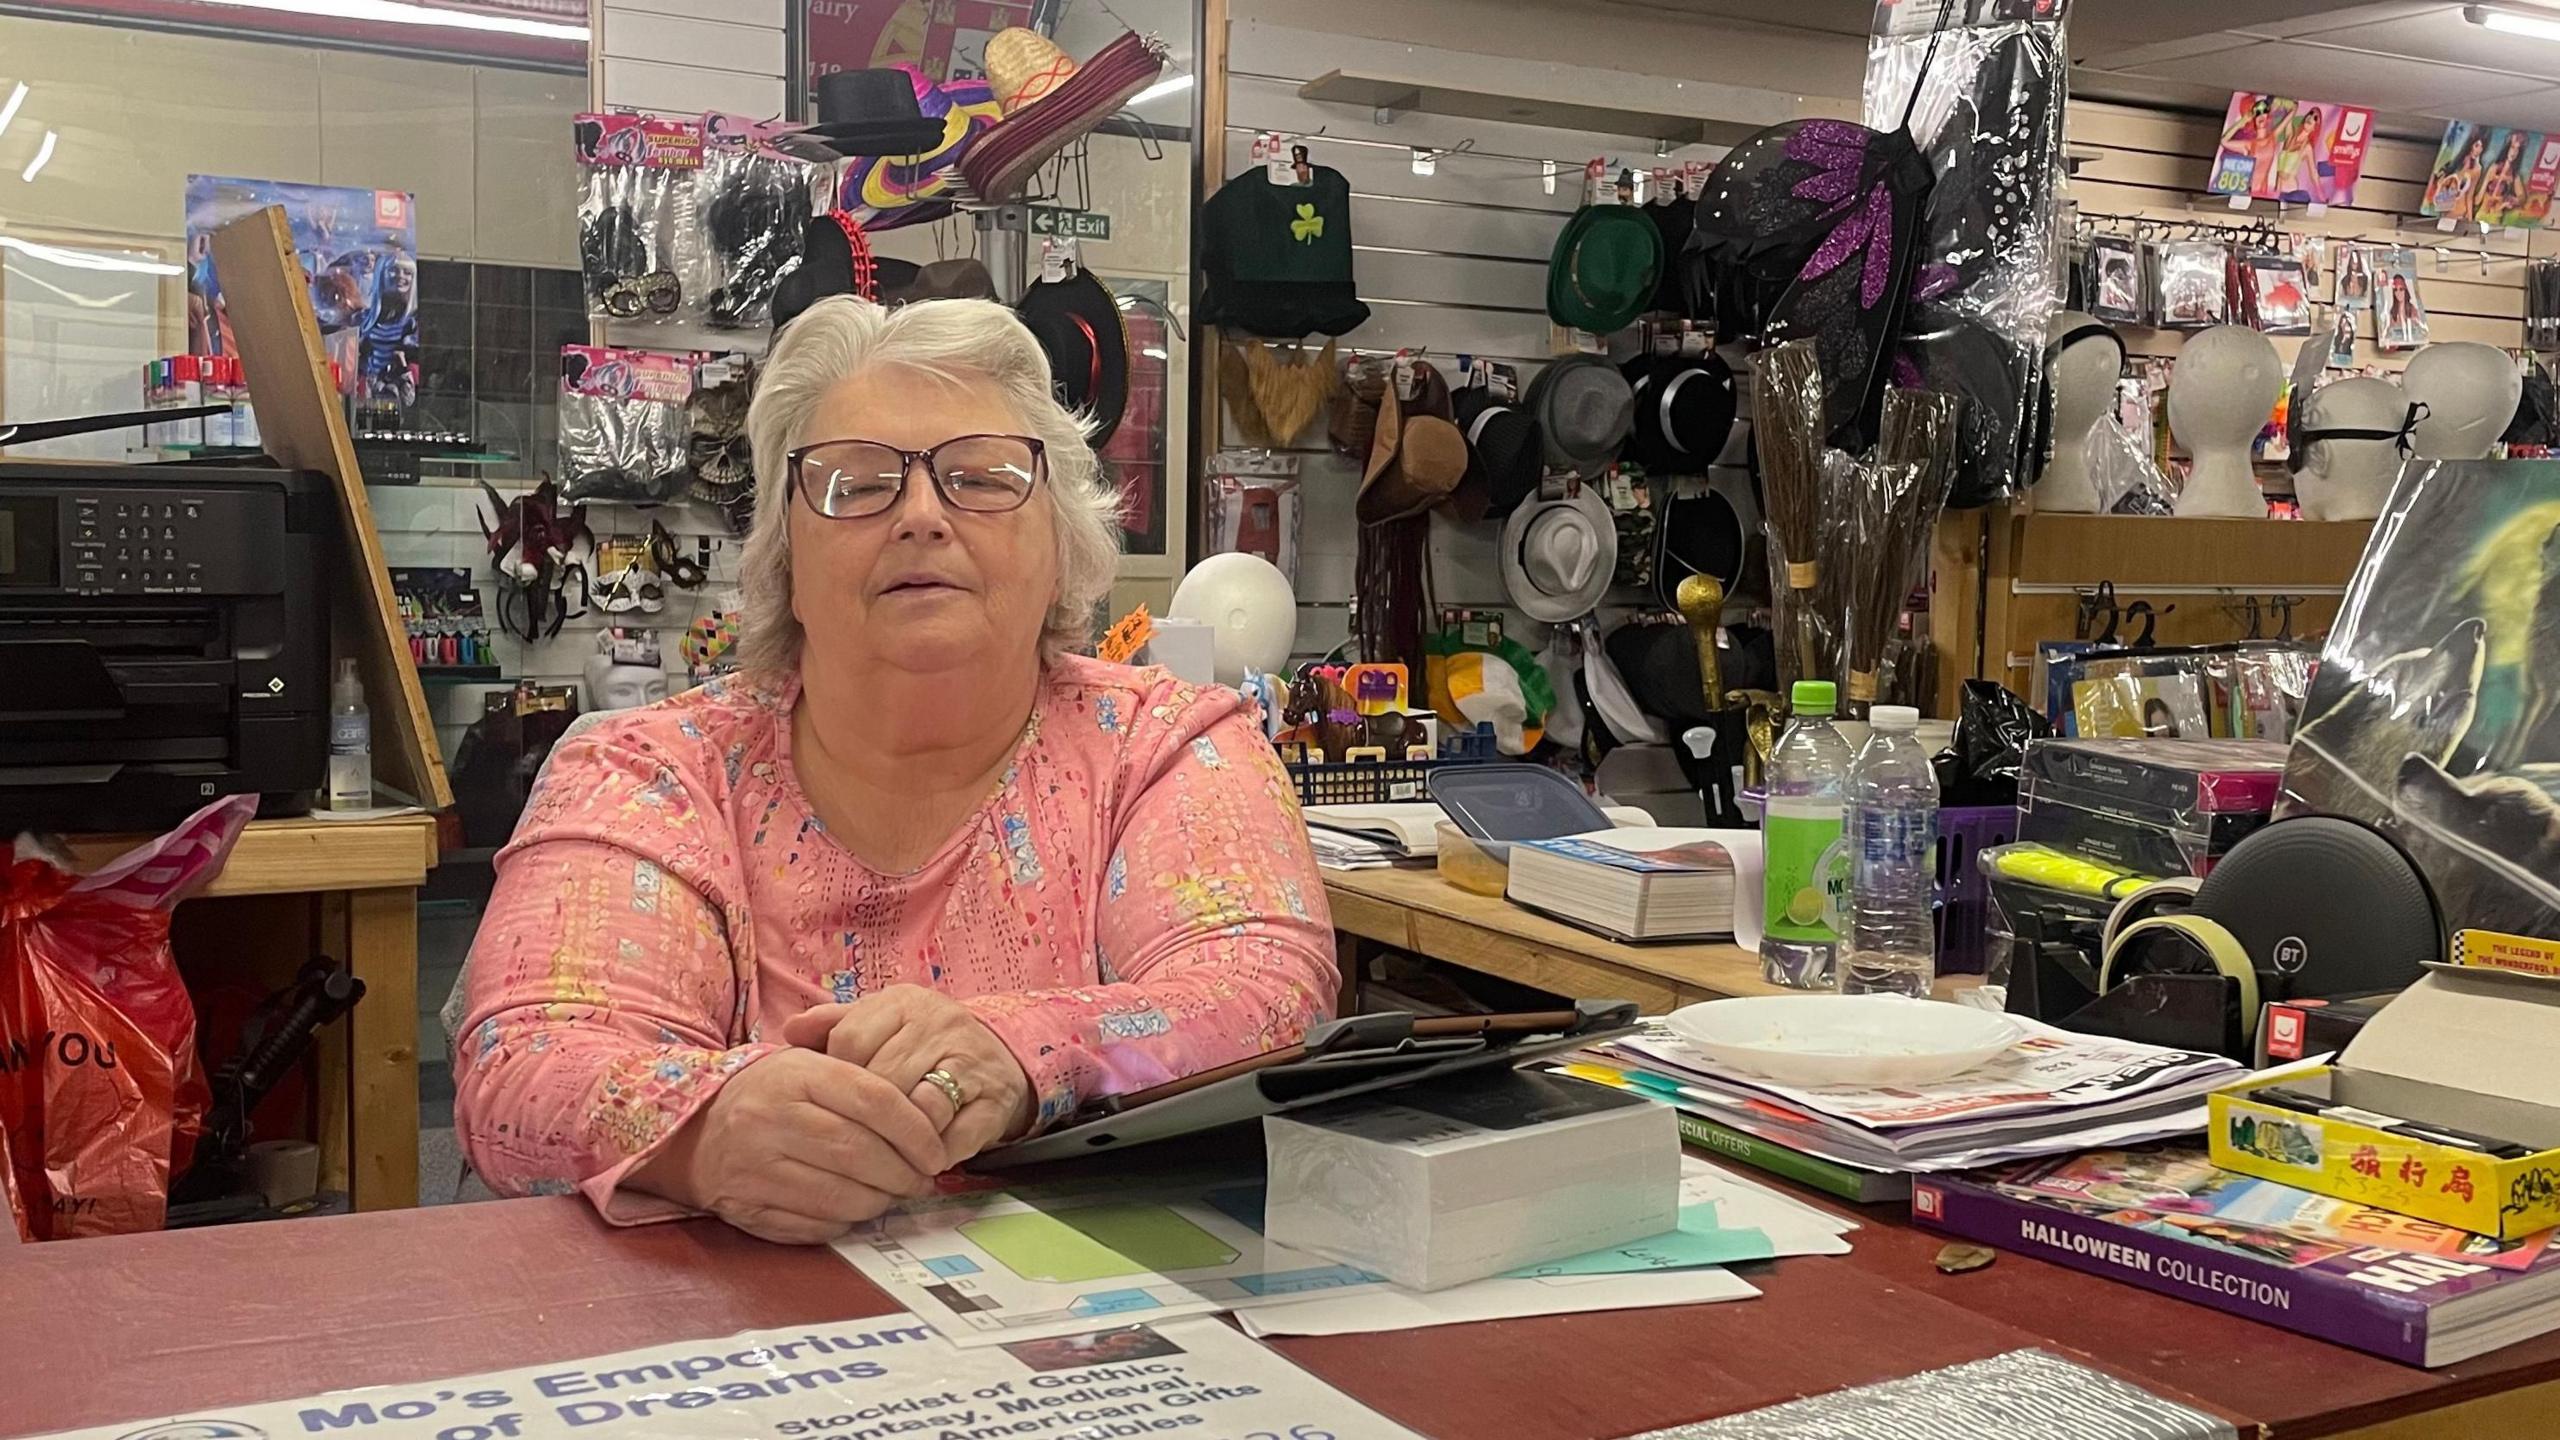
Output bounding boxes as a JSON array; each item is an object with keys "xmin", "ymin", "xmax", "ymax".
[{"xmin": 2210, "ymin": 953, "xmax": 2560, "ymax": 1241}]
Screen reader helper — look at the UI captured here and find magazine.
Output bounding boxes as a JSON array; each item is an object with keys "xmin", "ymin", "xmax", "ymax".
[{"xmin": 1609, "ymin": 1016, "xmax": 2239, "ymax": 1135}]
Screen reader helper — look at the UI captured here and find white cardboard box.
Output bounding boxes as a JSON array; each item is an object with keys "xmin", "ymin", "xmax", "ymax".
[{"xmin": 1263, "ymin": 1069, "xmax": 1680, "ymax": 1291}]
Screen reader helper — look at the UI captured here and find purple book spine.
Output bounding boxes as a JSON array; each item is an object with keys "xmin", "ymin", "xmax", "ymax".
[{"xmin": 1913, "ymin": 1177, "xmax": 2431, "ymax": 1365}]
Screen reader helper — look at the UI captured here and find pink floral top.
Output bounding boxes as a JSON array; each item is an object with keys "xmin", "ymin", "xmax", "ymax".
[{"xmin": 452, "ymin": 655, "xmax": 1337, "ymax": 1222}]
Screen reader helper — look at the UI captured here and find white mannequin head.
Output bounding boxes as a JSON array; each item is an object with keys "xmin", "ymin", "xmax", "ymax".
[
  {"xmin": 584, "ymin": 629, "xmax": 669, "ymax": 711},
  {"xmin": 2038, "ymin": 310, "xmax": 2122, "ymax": 514},
  {"xmin": 2168, "ymin": 325, "xmax": 2281, "ymax": 518},
  {"xmin": 2294, "ymin": 375, "xmax": 2410, "ymax": 522},
  {"xmin": 2402, "ymin": 341, "xmax": 2519, "ymax": 460}
]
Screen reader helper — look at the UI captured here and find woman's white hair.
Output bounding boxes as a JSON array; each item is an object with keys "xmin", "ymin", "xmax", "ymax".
[{"xmin": 737, "ymin": 295, "xmax": 1122, "ymax": 671}]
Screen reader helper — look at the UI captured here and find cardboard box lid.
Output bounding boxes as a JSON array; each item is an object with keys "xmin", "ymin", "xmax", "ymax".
[{"xmin": 2342, "ymin": 966, "xmax": 2560, "ymax": 1111}]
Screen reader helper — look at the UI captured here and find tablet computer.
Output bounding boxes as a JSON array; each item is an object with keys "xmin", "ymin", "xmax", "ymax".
[{"xmin": 979, "ymin": 1000, "xmax": 1640, "ymax": 1166}]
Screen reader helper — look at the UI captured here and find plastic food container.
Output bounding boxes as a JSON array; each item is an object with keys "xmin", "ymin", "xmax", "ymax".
[{"xmin": 1435, "ymin": 822, "xmax": 1510, "ymax": 896}]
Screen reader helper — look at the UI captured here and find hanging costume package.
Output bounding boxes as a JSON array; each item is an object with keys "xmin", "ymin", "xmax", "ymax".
[
  {"xmin": 684, "ymin": 138, "xmax": 817, "ymax": 331},
  {"xmin": 574, "ymin": 114, "xmax": 698, "ymax": 324},
  {"xmin": 558, "ymin": 345, "xmax": 693, "ymax": 504},
  {"xmin": 1864, "ymin": 0, "xmax": 2071, "ymax": 508},
  {"xmin": 1, "ymin": 797, "xmax": 252, "ymax": 1241}
]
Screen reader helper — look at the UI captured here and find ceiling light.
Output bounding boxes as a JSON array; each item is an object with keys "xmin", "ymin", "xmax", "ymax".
[
  {"xmin": 185, "ymin": 0, "xmax": 586, "ymax": 41},
  {"xmin": 20, "ymin": 130, "xmax": 55, "ymax": 182},
  {"xmin": 0, "ymin": 236, "xmax": 182, "ymax": 275},
  {"xmin": 1128, "ymin": 74, "xmax": 1193, "ymax": 107},
  {"xmin": 0, "ymin": 84, "xmax": 26, "ymax": 142},
  {"xmin": 2469, "ymin": 5, "xmax": 2560, "ymax": 42}
]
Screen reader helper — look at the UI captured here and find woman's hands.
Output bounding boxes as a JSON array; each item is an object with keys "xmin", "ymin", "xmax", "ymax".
[
  {"xmin": 627, "ymin": 1047, "xmax": 947, "ymax": 1245},
  {"xmin": 783, "ymin": 985, "xmax": 1038, "ymax": 1167}
]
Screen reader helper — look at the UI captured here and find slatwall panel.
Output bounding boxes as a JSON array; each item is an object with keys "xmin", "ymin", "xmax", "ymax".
[
  {"xmin": 594, "ymin": 0, "xmax": 789, "ymax": 122},
  {"xmin": 371, "ymin": 478, "xmax": 742, "ymax": 761},
  {"xmin": 1221, "ymin": 21, "xmax": 1733, "ymax": 659},
  {"xmin": 2063, "ymin": 100, "xmax": 2531, "ymax": 369}
]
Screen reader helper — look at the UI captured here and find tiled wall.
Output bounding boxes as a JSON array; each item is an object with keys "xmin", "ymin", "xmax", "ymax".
[{"xmin": 413, "ymin": 260, "xmax": 590, "ymax": 480}]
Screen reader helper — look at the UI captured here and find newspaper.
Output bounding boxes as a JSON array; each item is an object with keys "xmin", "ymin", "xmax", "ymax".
[{"xmin": 1609, "ymin": 1016, "xmax": 2241, "ymax": 1135}]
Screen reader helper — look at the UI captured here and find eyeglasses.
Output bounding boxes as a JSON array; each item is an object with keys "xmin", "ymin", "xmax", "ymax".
[{"xmin": 788, "ymin": 434, "xmax": 1047, "ymax": 519}]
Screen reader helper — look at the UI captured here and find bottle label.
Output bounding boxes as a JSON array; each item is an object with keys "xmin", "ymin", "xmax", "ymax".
[
  {"xmin": 1763, "ymin": 797, "xmax": 1846, "ymax": 943},
  {"xmin": 1850, "ymin": 808, "xmax": 1938, "ymax": 886},
  {"xmin": 331, "ymin": 714, "xmax": 368, "ymax": 754}
]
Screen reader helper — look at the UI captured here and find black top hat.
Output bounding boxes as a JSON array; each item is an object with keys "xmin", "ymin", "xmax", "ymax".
[
  {"xmin": 1453, "ymin": 385, "xmax": 1545, "ymax": 521},
  {"xmin": 1018, "ymin": 269, "xmax": 1128, "ymax": 448},
  {"xmin": 810, "ymin": 69, "xmax": 949, "ymax": 158},
  {"xmin": 1622, "ymin": 351, "xmax": 1738, "ymax": 474}
]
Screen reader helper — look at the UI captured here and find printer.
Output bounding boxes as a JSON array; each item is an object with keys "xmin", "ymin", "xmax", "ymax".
[{"xmin": 0, "ymin": 461, "xmax": 330, "ymax": 833}]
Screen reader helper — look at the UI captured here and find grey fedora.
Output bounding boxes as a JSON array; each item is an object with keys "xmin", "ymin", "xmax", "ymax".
[{"xmin": 1524, "ymin": 354, "xmax": 1634, "ymax": 478}]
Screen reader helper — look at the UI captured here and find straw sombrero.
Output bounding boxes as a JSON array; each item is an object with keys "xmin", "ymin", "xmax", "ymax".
[{"xmin": 960, "ymin": 31, "xmax": 1167, "ymax": 204}]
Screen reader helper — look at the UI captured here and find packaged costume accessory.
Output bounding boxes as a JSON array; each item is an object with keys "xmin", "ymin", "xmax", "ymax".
[
  {"xmin": 688, "ymin": 136, "xmax": 815, "ymax": 330},
  {"xmin": 1864, "ymin": 0, "xmax": 2070, "ymax": 505},
  {"xmin": 575, "ymin": 114, "xmax": 696, "ymax": 323},
  {"xmin": 2372, "ymin": 247, "xmax": 2429, "ymax": 350},
  {"xmin": 558, "ymin": 344, "xmax": 692, "ymax": 504},
  {"xmin": 2156, "ymin": 240, "xmax": 2227, "ymax": 329}
]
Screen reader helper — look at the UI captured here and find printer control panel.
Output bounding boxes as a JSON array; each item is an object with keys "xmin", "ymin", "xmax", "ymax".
[{"xmin": 8, "ymin": 485, "xmax": 288, "ymax": 596}]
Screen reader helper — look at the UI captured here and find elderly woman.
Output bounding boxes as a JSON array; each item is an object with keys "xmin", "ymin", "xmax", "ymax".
[{"xmin": 454, "ymin": 296, "xmax": 1336, "ymax": 1243}]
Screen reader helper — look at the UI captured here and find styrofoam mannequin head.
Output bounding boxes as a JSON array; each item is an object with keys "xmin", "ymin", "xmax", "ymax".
[
  {"xmin": 1168, "ymin": 552, "xmax": 1298, "ymax": 685},
  {"xmin": 2402, "ymin": 341, "xmax": 2520, "ymax": 460},
  {"xmin": 2296, "ymin": 375, "xmax": 2409, "ymax": 522},
  {"xmin": 2168, "ymin": 325, "xmax": 2281, "ymax": 518},
  {"xmin": 2038, "ymin": 310, "xmax": 2122, "ymax": 513},
  {"xmin": 583, "ymin": 653, "xmax": 669, "ymax": 711}
]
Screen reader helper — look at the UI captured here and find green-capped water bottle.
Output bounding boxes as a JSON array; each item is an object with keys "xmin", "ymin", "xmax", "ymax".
[{"xmin": 1760, "ymin": 680, "xmax": 1852, "ymax": 988}]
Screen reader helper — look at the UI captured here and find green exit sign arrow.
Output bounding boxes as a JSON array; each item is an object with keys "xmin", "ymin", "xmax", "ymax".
[{"xmin": 1028, "ymin": 206, "xmax": 1112, "ymax": 241}]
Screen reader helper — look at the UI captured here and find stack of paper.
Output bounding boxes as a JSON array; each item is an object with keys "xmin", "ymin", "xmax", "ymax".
[
  {"xmin": 1579, "ymin": 1017, "xmax": 2244, "ymax": 1174},
  {"xmin": 1305, "ymin": 829, "xmax": 1402, "ymax": 870},
  {"xmin": 835, "ymin": 1156, "xmax": 1848, "ymax": 1343}
]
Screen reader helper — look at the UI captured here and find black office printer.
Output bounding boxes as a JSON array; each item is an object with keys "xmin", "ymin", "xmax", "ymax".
[{"xmin": 0, "ymin": 462, "xmax": 330, "ymax": 832}]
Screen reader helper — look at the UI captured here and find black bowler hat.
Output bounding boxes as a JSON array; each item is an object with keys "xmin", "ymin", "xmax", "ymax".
[
  {"xmin": 809, "ymin": 69, "xmax": 948, "ymax": 158},
  {"xmin": 1018, "ymin": 269, "xmax": 1129, "ymax": 448},
  {"xmin": 1453, "ymin": 384, "xmax": 1545, "ymax": 521}
]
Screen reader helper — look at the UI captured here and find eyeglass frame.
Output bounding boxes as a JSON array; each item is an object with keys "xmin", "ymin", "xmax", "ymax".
[{"xmin": 786, "ymin": 433, "xmax": 1050, "ymax": 519}]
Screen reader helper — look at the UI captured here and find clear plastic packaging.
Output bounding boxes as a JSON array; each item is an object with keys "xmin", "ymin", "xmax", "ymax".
[
  {"xmin": 1203, "ymin": 451, "xmax": 1304, "ymax": 586},
  {"xmin": 2087, "ymin": 414, "xmax": 2177, "ymax": 515},
  {"xmin": 2020, "ymin": 735, "xmax": 2286, "ymax": 879},
  {"xmin": 1865, "ymin": 0, "xmax": 2071, "ymax": 507},
  {"xmin": 574, "ymin": 114, "xmax": 696, "ymax": 324},
  {"xmin": 685, "ymin": 140, "xmax": 816, "ymax": 331},
  {"xmin": 558, "ymin": 344, "xmax": 693, "ymax": 504}
]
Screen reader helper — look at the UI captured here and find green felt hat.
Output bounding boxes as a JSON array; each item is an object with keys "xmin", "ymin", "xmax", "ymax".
[{"xmin": 1546, "ymin": 204, "xmax": 1664, "ymax": 335}]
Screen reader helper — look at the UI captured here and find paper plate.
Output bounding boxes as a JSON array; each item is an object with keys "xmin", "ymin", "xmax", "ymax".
[{"xmin": 1662, "ymin": 994, "xmax": 2017, "ymax": 1088}]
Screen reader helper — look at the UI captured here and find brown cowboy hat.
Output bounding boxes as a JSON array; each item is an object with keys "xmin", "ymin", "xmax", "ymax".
[{"xmin": 1358, "ymin": 379, "xmax": 1467, "ymax": 523}]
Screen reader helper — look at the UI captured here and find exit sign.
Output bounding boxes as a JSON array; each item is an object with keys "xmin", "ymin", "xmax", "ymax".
[{"xmin": 1029, "ymin": 206, "xmax": 1111, "ymax": 241}]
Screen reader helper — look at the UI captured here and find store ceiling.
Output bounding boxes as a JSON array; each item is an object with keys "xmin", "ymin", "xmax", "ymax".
[{"xmin": 1601, "ymin": 1, "xmax": 2560, "ymax": 134}]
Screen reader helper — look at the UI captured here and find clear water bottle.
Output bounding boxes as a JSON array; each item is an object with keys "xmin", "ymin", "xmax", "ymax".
[
  {"xmin": 1760, "ymin": 680, "xmax": 1854, "ymax": 989},
  {"xmin": 1841, "ymin": 704, "xmax": 1939, "ymax": 997},
  {"xmin": 327, "ymin": 657, "xmax": 373, "ymax": 812}
]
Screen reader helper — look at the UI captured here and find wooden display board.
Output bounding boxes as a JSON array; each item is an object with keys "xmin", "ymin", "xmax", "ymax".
[
  {"xmin": 210, "ymin": 206, "xmax": 451, "ymax": 810},
  {"xmin": 1930, "ymin": 508, "xmax": 2373, "ymax": 713}
]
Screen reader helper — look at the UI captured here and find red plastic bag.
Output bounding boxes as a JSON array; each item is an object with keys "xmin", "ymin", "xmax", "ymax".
[{"xmin": 0, "ymin": 797, "xmax": 252, "ymax": 1240}]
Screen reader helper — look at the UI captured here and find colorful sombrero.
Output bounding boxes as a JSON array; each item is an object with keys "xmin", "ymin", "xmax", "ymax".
[
  {"xmin": 959, "ymin": 31, "xmax": 1167, "ymax": 204},
  {"xmin": 838, "ymin": 67, "xmax": 1002, "ymax": 232}
]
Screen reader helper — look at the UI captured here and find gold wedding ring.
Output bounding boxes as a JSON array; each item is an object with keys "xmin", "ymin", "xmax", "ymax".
[{"xmin": 921, "ymin": 1067, "xmax": 967, "ymax": 1112}]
